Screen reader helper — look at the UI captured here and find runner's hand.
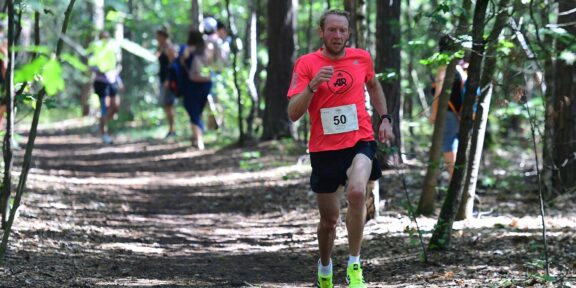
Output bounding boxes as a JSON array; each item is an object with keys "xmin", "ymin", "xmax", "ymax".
[
  {"xmin": 310, "ymin": 66, "xmax": 334, "ymax": 91},
  {"xmin": 379, "ymin": 120, "xmax": 394, "ymax": 144}
]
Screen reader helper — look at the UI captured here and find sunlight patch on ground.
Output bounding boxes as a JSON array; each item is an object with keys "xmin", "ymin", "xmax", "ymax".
[
  {"xmin": 98, "ymin": 243, "xmax": 165, "ymax": 254},
  {"xmin": 28, "ymin": 164, "xmax": 312, "ymax": 187},
  {"xmin": 93, "ymin": 278, "xmax": 210, "ymax": 287},
  {"xmin": 31, "ymin": 142, "xmax": 206, "ymax": 161}
]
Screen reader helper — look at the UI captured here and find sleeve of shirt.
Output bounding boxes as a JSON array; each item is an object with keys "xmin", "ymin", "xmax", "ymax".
[
  {"xmin": 286, "ymin": 57, "xmax": 310, "ymax": 99},
  {"xmin": 363, "ymin": 50, "xmax": 376, "ymax": 83}
]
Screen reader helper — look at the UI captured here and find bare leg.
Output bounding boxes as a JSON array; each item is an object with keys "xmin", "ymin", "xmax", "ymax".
[
  {"xmin": 0, "ymin": 104, "xmax": 6, "ymax": 129},
  {"xmin": 443, "ymin": 151, "xmax": 456, "ymax": 179},
  {"xmin": 346, "ymin": 154, "xmax": 372, "ymax": 256},
  {"xmin": 163, "ymin": 105, "xmax": 175, "ymax": 133},
  {"xmin": 107, "ymin": 95, "xmax": 120, "ymax": 121},
  {"xmin": 316, "ymin": 192, "xmax": 340, "ymax": 266},
  {"xmin": 191, "ymin": 123, "xmax": 204, "ymax": 150}
]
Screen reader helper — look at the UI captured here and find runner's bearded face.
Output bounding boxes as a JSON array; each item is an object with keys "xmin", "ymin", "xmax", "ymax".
[{"xmin": 320, "ymin": 15, "xmax": 349, "ymax": 57}]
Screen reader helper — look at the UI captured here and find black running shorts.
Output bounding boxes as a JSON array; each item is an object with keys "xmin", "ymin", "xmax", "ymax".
[{"xmin": 309, "ymin": 141, "xmax": 382, "ymax": 193}]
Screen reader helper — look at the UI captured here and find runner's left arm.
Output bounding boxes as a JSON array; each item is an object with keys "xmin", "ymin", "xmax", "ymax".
[{"xmin": 366, "ymin": 77, "xmax": 395, "ymax": 143}]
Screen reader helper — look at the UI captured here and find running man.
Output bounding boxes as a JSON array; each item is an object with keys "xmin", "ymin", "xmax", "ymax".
[{"xmin": 287, "ymin": 9, "xmax": 395, "ymax": 288}]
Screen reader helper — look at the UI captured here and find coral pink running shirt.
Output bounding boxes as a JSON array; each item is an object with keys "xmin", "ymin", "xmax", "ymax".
[{"xmin": 287, "ymin": 48, "xmax": 376, "ymax": 152}]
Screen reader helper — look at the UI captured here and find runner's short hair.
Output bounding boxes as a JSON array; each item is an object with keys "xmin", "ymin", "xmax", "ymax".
[
  {"xmin": 319, "ymin": 9, "xmax": 351, "ymax": 30},
  {"xmin": 156, "ymin": 26, "xmax": 170, "ymax": 38}
]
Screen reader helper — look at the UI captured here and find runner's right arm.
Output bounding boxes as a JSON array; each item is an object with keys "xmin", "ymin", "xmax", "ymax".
[{"xmin": 288, "ymin": 66, "xmax": 333, "ymax": 121}]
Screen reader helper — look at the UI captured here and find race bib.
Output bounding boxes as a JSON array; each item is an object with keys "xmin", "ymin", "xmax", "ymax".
[{"xmin": 320, "ymin": 104, "xmax": 359, "ymax": 135}]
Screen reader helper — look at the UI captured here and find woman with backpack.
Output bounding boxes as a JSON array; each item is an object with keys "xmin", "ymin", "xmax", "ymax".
[{"xmin": 180, "ymin": 29, "xmax": 214, "ymax": 150}]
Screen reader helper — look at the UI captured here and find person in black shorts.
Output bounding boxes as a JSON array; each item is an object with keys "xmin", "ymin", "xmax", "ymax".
[
  {"xmin": 88, "ymin": 31, "xmax": 123, "ymax": 144},
  {"xmin": 287, "ymin": 9, "xmax": 395, "ymax": 288}
]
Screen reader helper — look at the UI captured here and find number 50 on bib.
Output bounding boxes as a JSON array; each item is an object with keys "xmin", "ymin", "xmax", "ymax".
[{"xmin": 320, "ymin": 104, "xmax": 359, "ymax": 135}]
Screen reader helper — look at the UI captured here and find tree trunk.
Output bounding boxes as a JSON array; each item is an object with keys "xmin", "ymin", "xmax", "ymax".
[
  {"xmin": 1, "ymin": 0, "xmax": 16, "ymax": 228},
  {"xmin": 552, "ymin": 1, "xmax": 576, "ymax": 192},
  {"xmin": 224, "ymin": 0, "xmax": 245, "ymax": 144},
  {"xmin": 261, "ymin": 0, "xmax": 295, "ymax": 140},
  {"xmin": 374, "ymin": 0, "xmax": 401, "ymax": 166},
  {"xmin": 246, "ymin": 0, "xmax": 259, "ymax": 140},
  {"xmin": 191, "ymin": 0, "xmax": 201, "ymax": 29},
  {"xmin": 344, "ymin": 0, "xmax": 366, "ymax": 49},
  {"xmin": 416, "ymin": 0, "xmax": 472, "ymax": 216},
  {"xmin": 457, "ymin": 0, "xmax": 510, "ymax": 220},
  {"xmin": 416, "ymin": 61, "xmax": 458, "ymax": 216},
  {"xmin": 0, "ymin": 0, "xmax": 77, "ymax": 261},
  {"xmin": 344, "ymin": 0, "xmax": 356, "ymax": 48},
  {"xmin": 429, "ymin": 0, "xmax": 489, "ymax": 251}
]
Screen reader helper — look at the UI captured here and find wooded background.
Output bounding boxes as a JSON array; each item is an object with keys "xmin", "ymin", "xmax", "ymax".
[{"xmin": 0, "ymin": 0, "xmax": 574, "ymax": 258}]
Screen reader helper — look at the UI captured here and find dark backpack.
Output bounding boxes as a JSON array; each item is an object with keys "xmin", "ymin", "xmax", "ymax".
[{"xmin": 167, "ymin": 45, "xmax": 193, "ymax": 97}]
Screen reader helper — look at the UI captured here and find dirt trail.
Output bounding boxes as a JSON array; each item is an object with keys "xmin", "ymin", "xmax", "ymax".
[{"xmin": 0, "ymin": 120, "xmax": 574, "ymax": 287}]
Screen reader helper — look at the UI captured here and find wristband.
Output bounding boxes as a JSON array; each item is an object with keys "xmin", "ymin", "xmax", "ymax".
[
  {"xmin": 307, "ymin": 83, "xmax": 317, "ymax": 93},
  {"xmin": 380, "ymin": 114, "xmax": 392, "ymax": 124}
]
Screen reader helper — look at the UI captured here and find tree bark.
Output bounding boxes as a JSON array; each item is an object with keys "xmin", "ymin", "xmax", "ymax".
[
  {"xmin": 457, "ymin": 0, "xmax": 510, "ymax": 220},
  {"xmin": 374, "ymin": 0, "xmax": 401, "ymax": 166},
  {"xmin": 246, "ymin": 0, "xmax": 259, "ymax": 140},
  {"xmin": 429, "ymin": 0, "xmax": 489, "ymax": 251},
  {"xmin": 552, "ymin": 1, "xmax": 576, "ymax": 192},
  {"xmin": 224, "ymin": 0, "xmax": 245, "ymax": 143},
  {"xmin": 191, "ymin": 0, "xmax": 202, "ymax": 29},
  {"xmin": 261, "ymin": 0, "xmax": 295, "ymax": 140},
  {"xmin": 1, "ymin": 0, "xmax": 16, "ymax": 228},
  {"xmin": 344, "ymin": 0, "xmax": 365, "ymax": 48}
]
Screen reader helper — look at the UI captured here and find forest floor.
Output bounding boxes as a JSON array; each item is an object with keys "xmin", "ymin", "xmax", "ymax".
[{"xmin": 0, "ymin": 118, "xmax": 575, "ymax": 288}]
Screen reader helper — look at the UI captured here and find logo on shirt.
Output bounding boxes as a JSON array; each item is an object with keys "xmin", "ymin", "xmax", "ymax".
[{"xmin": 328, "ymin": 70, "xmax": 353, "ymax": 94}]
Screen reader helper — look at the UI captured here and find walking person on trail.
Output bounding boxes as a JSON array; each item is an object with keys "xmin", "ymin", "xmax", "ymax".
[
  {"xmin": 87, "ymin": 31, "xmax": 123, "ymax": 145},
  {"xmin": 287, "ymin": 9, "xmax": 395, "ymax": 288},
  {"xmin": 202, "ymin": 17, "xmax": 229, "ymax": 130},
  {"xmin": 155, "ymin": 26, "xmax": 178, "ymax": 139},
  {"xmin": 180, "ymin": 29, "xmax": 214, "ymax": 150},
  {"xmin": 428, "ymin": 36, "xmax": 472, "ymax": 178}
]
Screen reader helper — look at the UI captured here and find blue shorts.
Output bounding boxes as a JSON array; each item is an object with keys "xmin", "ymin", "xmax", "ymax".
[
  {"xmin": 442, "ymin": 111, "xmax": 460, "ymax": 153},
  {"xmin": 94, "ymin": 81, "xmax": 118, "ymax": 117},
  {"xmin": 309, "ymin": 141, "xmax": 382, "ymax": 193}
]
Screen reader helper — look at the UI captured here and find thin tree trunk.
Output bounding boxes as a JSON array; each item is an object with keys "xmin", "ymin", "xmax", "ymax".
[
  {"xmin": 457, "ymin": 0, "xmax": 510, "ymax": 220},
  {"xmin": 191, "ymin": 0, "xmax": 201, "ymax": 29},
  {"xmin": 246, "ymin": 0, "xmax": 258, "ymax": 140},
  {"xmin": 224, "ymin": 0, "xmax": 245, "ymax": 144},
  {"xmin": 416, "ymin": 61, "xmax": 458, "ymax": 216},
  {"xmin": 0, "ymin": 0, "xmax": 77, "ymax": 261},
  {"xmin": 429, "ymin": 0, "xmax": 489, "ymax": 251},
  {"xmin": 416, "ymin": 0, "xmax": 472, "ymax": 216},
  {"xmin": 1, "ymin": 0, "xmax": 16, "ymax": 228}
]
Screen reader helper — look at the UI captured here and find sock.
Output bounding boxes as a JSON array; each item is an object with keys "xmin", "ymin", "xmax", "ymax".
[
  {"xmin": 318, "ymin": 259, "xmax": 332, "ymax": 276},
  {"xmin": 348, "ymin": 255, "xmax": 360, "ymax": 266}
]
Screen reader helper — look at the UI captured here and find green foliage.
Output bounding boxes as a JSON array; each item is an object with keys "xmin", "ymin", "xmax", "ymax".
[
  {"xmin": 496, "ymin": 39, "xmax": 515, "ymax": 56},
  {"xmin": 41, "ymin": 59, "xmax": 65, "ymax": 96},
  {"xmin": 14, "ymin": 56, "xmax": 49, "ymax": 83}
]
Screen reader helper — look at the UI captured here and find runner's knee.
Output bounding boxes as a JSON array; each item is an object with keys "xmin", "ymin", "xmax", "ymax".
[{"xmin": 347, "ymin": 184, "xmax": 365, "ymax": 208}]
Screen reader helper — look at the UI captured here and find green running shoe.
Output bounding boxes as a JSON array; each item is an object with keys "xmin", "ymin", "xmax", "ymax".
[
  {"xmin": 346, "ymin": 262, "xmax": 367, "ymax": 288},
  {"xmin": 317, "ymin": 271, "xmax": 333, "ymax": 288}
]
